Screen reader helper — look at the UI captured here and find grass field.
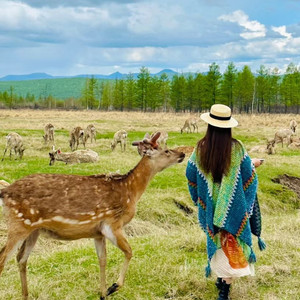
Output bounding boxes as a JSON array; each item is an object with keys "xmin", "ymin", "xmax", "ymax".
[{"xmin": 0, "ymin": 110, "xmax": 299, "ymax": 300}]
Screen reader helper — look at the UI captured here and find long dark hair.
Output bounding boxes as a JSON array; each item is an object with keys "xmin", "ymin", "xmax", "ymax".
[{"xmin": 197, "ymin": 124, "xmax": 237, "ymax": 182}]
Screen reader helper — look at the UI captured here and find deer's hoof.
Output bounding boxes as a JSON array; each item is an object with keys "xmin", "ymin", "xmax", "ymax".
[{"xmin": 106, "ymin": 283, "xmax": 119, "ymax": 296}]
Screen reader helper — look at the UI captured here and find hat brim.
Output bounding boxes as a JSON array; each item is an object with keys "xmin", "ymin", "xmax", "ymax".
[{"xmin": 200, "ymin": 112, "xmax": 238, "ymax": 128}]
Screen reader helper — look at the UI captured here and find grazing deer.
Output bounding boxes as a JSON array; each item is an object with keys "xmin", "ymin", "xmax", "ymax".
[
  {"xmin": 1, "ymin": 132, "xmax": 25, "ymax": 161},
  {"xmin": 111, "ymin": 130, "xmax": 127, "ymax": 152},
  {"xmin": 43, "ymin": 123, "xmax": 54, "ymax": 144},
  {"xmin": 274, "ymin": 128, "xmax": 295, "ymax": 147},
  {"xmin": 49, "ymin": 146, "xmax": 99, "ymax": 165},
  {"xmin": 180, "ymin": 117, "xmax": 198, "ymax": 134},
  {"xmin": 84, "ymin": 124, "xmax": 97, "ymax": 144},
  {"xmin": 289, "ymin": 119, "xmax": 298, "ymax": 133},
  {"xmin": 70, "ymin": 126, "xmax": 85, "ymax": 151},
  {"xmin": 0, "ymin": 132, "xmax": 185, "ymax": 300}
]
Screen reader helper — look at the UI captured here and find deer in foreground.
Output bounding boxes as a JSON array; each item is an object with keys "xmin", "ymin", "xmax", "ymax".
[
  {"xmin": 49, "ymin": 146, "xmax": 99, "ymax": 165},
  {"xmin": 43, "ymin": 123, "xmax": 54, "ymax": 144},
  {"xmin": 111, "ymin": 130, "xmax": 127, "ymax": 151},
  {"xmin": 1, "ymin": 132, "xmax": 25, "ymax": 161},
  {"xmin": 180, "ymin": 117, "xmax": 198, "ymax": 134},
  {"xmin": 84, "ymin": 124, "xmax": 97, "ymax": 144},
  {"xmin": 0, "ymin": 132, "xmax": 185, "ymax": 300},
  {"xmin": 70, "ymin": 126, "xmax": 85, "ymax": 151}
]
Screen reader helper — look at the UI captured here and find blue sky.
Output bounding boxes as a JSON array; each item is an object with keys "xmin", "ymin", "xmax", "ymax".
[{"xmin": 0, "ymin": 0, "xmax": 300, "ymax": 77}]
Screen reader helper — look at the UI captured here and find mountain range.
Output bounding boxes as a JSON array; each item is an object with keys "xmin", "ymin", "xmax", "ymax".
[{"xmin": 0, "ymin": 69, "xmax": 178, "ymax": 81}]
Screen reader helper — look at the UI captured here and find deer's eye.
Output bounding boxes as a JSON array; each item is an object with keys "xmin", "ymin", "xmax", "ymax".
[{"xmin": 164, "ymin": 150, "xmax": 169, "ymax": 154}]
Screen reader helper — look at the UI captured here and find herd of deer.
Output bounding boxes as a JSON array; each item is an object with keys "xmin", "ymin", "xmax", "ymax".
[
  {"xmin": 0, "ymin": 116, "xmax": 299, "ymax": 299},
  {"xmin": 249, "ymin": 119, "xmax": 299, "ymax": 154}
]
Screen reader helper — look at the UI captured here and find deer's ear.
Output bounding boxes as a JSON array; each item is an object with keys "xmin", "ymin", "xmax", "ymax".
[{"xmin": 143, "ymin": 133, "xmax": 151, "ymax": 140}]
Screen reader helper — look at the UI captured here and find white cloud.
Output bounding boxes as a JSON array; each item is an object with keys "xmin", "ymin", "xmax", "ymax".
[
  {"xmin": 271, "ymin": 26, "xmax": 292, "ymax": 39},
  {"xmin": 219, "ymin": 10, "xmax": 266, "ymax": 40}
]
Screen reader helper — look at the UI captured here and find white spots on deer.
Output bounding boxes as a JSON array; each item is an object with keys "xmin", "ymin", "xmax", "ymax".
[{"xmin": 24, "ymin": 219, "xmax": 31, "ymax": 226}]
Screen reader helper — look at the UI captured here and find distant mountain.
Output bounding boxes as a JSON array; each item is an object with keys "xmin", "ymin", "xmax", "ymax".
[
  {"xmin": 0, "ymin": 69, "xmax": 179, "ymax": 82},
  {"xmin": 0, "ymin": 73, "xmax": 55, "ymax": 81}
]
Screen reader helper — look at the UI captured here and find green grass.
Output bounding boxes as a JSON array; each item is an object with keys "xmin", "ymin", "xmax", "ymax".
[{"xmin": 0, "ymin": 111, "xmax": 299, "ymax": 299}]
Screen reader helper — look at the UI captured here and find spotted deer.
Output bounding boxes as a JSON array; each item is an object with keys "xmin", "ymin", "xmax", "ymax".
[
  {"xmin": 84, "ymin": 124, "xmax": 97, "ymax": 144},
  {"xmin": 43, "ymin": 123, "xmax": 54, "ymax": 144},
  {"xmin": 0, "ymin": 132, "xmax": 185, "ymax": 300},
  {"xmin": 70, "ymin": 126, "xmax": 85, "ymax": 151},
  {"xmin": 1, "ymin": 132, "xmax": 25, "ymax": 161},
  {"xmin": 180, "ymin": 117, "xmax": 198, "ymax": 134},
  {"xmin": 111, "ymin": 130, "xmax": 127, "ymax": 152}
]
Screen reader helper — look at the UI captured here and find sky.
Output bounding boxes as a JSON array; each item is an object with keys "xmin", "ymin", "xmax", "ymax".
[{"xmin": 0, "ymin": 0, "xmax": 300, "ymax": 77}]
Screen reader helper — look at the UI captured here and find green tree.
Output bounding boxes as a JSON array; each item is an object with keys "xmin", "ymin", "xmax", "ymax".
[
  {"xmin": 170, "ymin": 74, "xmax": 186, "ymax": 112},
  {"xmin": 194, "ymin": 73, "xmax": 206, "ymax": 111},
  {"xmin": 124, "ymin": 73, "xmax": 136, "ymax": 110},
  {"xmin": 136, "ymin": 67, "xmax": 151, "ymax": 111},
  {"xmin": 82, "ymin": 76, "xmax": 98, "ymax": 109},
  {"xmin": 159, "ymin": 73, "xmax": 170, "ymax": 112},
  {"xmin": 235, "ymin": 66, "xmax": 255, "ymax": 113},
  {"xmin": 220, "ymin": 62, "xmax": 237, "ymax": 108},
  {"xmin": 205, "ymin": 62, "xmax": 221, "ymax": 105}
]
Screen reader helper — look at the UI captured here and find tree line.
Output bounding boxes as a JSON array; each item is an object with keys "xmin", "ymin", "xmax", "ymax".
[{"xmin": 0, "ymin": 62, "xmax": 299, "ymax": 113}]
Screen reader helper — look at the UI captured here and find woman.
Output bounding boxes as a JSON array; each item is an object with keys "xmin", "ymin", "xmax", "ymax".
[{"xmin": 186, "ymin": 104, "xmax": 266, "ymax": 300}]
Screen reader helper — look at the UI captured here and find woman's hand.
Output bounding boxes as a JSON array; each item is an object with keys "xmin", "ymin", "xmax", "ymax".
[{"xmin": 252, "ymin": 158, "xmax": 264, "ymax": 168}]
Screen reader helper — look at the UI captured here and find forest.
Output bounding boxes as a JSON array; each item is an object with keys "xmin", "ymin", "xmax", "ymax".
[{"xmin": 0, "ymin": 62, "xmax": 299, "ymax": 113}]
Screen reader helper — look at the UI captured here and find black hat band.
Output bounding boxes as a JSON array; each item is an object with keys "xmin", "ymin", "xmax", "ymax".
[{"xmin": 209, "ymin": 113, "xmax": 231, "ymax": 121}]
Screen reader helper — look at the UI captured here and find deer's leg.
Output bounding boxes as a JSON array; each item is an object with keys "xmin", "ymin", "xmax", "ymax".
[
  {"xmin": 1, "ymin": 148, "xmax": 7, "ymax": 161},
  {"xmin": 17, "ymin": 230, "xmax": 40, "ymax": 300},
  {"xmin": 0, "ymin": 228, "xmax": 30, "ymax": 276},
  {"xmin": 106, "ymin": 229, "xmax": 132, "ymax": 296},
  {"xmin": 94, "ymin": 236, "xmax": 107, "ymax": 300}
]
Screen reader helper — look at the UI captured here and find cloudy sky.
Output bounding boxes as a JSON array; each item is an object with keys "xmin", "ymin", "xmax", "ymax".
[{"xmin": 0, "ymin": 0, "xmax": 300, "ymax": 77}]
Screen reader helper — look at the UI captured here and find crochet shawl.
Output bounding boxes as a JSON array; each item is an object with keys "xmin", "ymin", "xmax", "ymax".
[{"xmin": 186, "ymin": 141, "xmax": 265, "ymax": 276}]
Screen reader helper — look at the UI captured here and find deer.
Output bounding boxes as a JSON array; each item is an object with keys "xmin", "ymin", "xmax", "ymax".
[
  {"xmin": 274, "ymin": 128, "xmax": 296, "ymax": 147},
  {"xmin": 0, "ymin": 132, "xmax": 185, "ymax": 300},
  {"xmin": 180, "ymin": 117, "xmax": 198, "ymax": 134},
  {"xmin": 111, "ymin": 130, "xmax": 127, "ymax": 152},
  {"xmin": 1, "ymin": 132, "xmax": 25, "ymax": 161},
  {"xmin": 43, "ymin": 123, "xmax": 54, "ymax": 144},
  {"xmin": 249, "ymin": 139, "xmax": 276, "ymax": 155},
  {"xmin": 70, "ymin": 126, "xmax": 85, "ymax": 151},
  {"xmin": 289, "ymin": 119, "xmax": 298, "ymax": 133},
  {"xmin": 84, "ymin": 124, "xmax": 97, "ymax": 144},
  {"xmin": 49, "ymin": 146, "xmax": 99, "ymax": 165}
]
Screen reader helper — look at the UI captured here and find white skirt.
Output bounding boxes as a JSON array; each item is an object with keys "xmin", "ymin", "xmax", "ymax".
[{"xmin": 211, "ymin": 248, "xmax": 255, "ymax": 278}]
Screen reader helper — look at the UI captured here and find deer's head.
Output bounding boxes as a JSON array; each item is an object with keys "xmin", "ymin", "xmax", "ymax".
[
  {"xmin": 132, "ymin": 132, "xmax": 185, "ymax": 172},
  {"xmin": 49, "ymin": 146, "xmax": 61, "ymax": 166}
]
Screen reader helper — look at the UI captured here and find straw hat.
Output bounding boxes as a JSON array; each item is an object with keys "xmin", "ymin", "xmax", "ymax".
[{"xmin": 200, "ymin": 104, "xmax": 238, "ymax": 128}]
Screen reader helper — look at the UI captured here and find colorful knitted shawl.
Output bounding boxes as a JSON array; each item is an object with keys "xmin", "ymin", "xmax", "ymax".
[{"xmin": 186, "ymin": 140, "xmax": 265, "ymax": 276}]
